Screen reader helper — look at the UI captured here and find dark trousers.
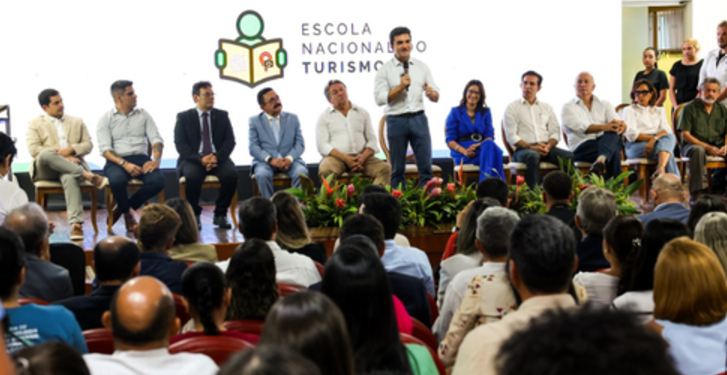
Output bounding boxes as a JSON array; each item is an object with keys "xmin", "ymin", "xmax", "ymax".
[
  {"xmin": 573, "ymin": 132, "xmax": 623, "ymax": 179},
  {"xmin": 513, "ymin": 147, "xmax": 574, "ymax": 188},
  {"xmin": 387, "ymin": 113, "xmax": 432, "ymax": 190},
  {"xmin": 104, "ymin": 154, "xmax": 165, "ymax": 213},
  {"xmin": 179, "ymin": 158, "xmax": 238, "ymax": 216}
]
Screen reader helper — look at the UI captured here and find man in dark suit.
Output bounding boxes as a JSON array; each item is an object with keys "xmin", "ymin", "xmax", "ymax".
[
  {"xmin": 637, "ymin": 173, "xmax": 690, "ymax": 226},
  {"xmin": 174, "ymin": 81, "xmax": 237, "ymax": 229},
  {"xmin": 543, "ymin": 171, "xmax": 581, "ymax": 241},
  {"xmin": 54, "ymin": 236, "xmax": 140, "ymax": 330}
]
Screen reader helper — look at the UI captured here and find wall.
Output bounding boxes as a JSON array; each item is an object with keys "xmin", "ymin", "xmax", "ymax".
[
  {"xmin": 622, "ymin": 7, "xmax": 649, "ymax": 104},
  {"xmin": 692, "ymin": 0, "xmax": 727, "ymax": 60}
]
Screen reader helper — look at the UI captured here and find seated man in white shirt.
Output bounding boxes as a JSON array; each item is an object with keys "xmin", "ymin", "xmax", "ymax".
[
  {"xmin": 317, "ymin": 80, "xmax": 391, "ymax": 185},
  {"xmin": 360, "ymin": 192, "xmax": 434, "ymax": 296},
  {"xmin": 562, "ymin": 72, "xmax": 627, "ymax": 178},
  {"xmin": 83, "ymin": 276, "xmax": 218, "ymax": 375},
  {"xmin": 217, "ymin": 197, "xmax": 321, "ymax": 288}
]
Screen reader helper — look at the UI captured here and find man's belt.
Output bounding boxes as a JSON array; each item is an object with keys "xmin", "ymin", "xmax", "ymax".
[
  {"xmin": 457, "ymin": 134, "xmax": 484, "ymax": 142},
  {"xmin": 389, "ymin": 110, "xmax": 424, "ymax": 118}
]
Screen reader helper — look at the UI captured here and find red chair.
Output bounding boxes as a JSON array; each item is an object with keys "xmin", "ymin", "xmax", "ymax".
[
  {"xmin": 223, "ymin": 320, "xmax": 265, "ymax": 336},
  {"xmin": 83, "ymin": 328, "xmax": 115, "ymax": 354},
  {"xmin": 314, "ymin": 261, "xmax": 325, "ymax": 277},
  {"xmin": 595, "ymin": 268, "xmax": 612, "ymax": 273},
  {"xmin": 169, "ymin": 336, "xmax": 254, "ymax": 365},
  {"xmin": 278, "ymin": 284, "xmax": 304, "ymax": 297},
  {"xmin": 411, "ymin": 318, "xmax": 438, "ymax": 352},
  {"xmin": 427, "ymin": 293, "xmax": 439, "ymax": 325},
  {"xmin": 173, "ymin": 293, "xmax": 192, "ymax": 326},
  {"xmin": 18, "ymin": 298, "xmax": 50, "ymax": 306},
  {"xmin": 400, "ymin": 333, "xmax": 446, "ymax": 375}
]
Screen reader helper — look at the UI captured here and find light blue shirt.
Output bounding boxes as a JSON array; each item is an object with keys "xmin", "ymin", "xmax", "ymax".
[
  {"xmin": 97, "ymin": 108, "xmax": 164, "ymax": 156},
  {"xmin": 382, "ymin": 239, "xmax": 435, "ymax": 296},
  {"xmin": 655, "ymin": 317, "xmax": 727, "ymax": 375},
  {"xmin": 5, "ymin": 304, "xmax": 88, "ymax": 354},
  {"xmin": 196, "ymin": 108, "xmax": 216, "ymax": 154}
]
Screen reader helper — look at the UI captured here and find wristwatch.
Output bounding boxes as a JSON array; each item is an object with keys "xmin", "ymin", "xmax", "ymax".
[
  {"xmin": 153, "ymin": 157, "xmax": 161, "ymax": 162},
  {"xmin": 119, "ymin": 160, "xmax": 126, "ymax": 167}
]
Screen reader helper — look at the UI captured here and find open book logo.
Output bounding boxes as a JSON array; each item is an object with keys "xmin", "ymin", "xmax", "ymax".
[{"xmin": 215, "ymin": 10, "xmax": 288, "ymax": 88}]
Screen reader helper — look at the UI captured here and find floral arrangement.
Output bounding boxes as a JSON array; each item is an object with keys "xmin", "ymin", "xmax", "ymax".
[{"xmin": 287, "ymin": 174, "xmax": 371, "ymax": 228}]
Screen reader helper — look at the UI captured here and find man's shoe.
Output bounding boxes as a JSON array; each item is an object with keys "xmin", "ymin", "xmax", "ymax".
[
  {"xmin": 111, "ymin": 206, "xmax": 123, "ymax": 225},
  {"xmin": 213, "ymin": 215, "xmax": 232, "ymax": 229},
  {"xmin": 91, "ymin": 174, "xmax": 107, "ymax": 190},
  {"xmin": 124, "ymin": 213, "xmax": 138, "ymax": 232},
  {"xmin": 589, "ymin": 160, "xmax": 606, "ymax": 176},
  {"xmin": 70, "ymin": 224, "xmax": 84, "ymax": 241},
  {"xmin": 195, "ymin": 215, "xmax": 202, "ymax": 230}
]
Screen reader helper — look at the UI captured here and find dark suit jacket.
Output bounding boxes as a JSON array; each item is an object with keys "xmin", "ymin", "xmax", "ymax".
[
  {"xmin": 53, "ymin": 285, "xmax": 120, "ymax": 331},
  {"xmin": 637, "ymin": 202, "xmax": 690, "ymax": 226},
  {"xmin": 139, "ymin": 252, "xmax": 188, "ymax": 295},
  {"xmin": 546, "ymin": 204, "xmax": 583, "ymax": 241},
  {"xmin": 19, "ymin": 253, "xmax": 73, "ymax": 302},
  {"xmin": 174, "ymin": 108, "xmax": 236, "ymax": 170},
  {"xmin": 576, "ymin": 235, "xmax": 610, "ymax": 273}
]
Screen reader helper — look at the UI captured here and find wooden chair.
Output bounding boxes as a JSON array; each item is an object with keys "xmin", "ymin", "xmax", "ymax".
[
  {"xmin": 411, "ymin": 318, "xmax": 438, "ymax": 352},
  {"xmin": 105, "ymin": 178, "xmax": 165, "ymax": 233},
  {"xmin": 173, "ymin": 293, "xmax": 192, "ymax": 326},
  {"xmin": 35, "ymin": 180, "xmax": 99, "ymax": 233},
  {"xmin": 179, "ymin": 175, "xmax": 239, "ymax": 228},
  {"xmin": 169, "ymin": 336, "xmax": 254, "ymax": 366},
  {"xmin": 252, "ymin": 173, "xmax": 292, "ymax": 196},
  {"xmin": 672, "ymin": 103, "xmax": 687, "ymax": 180},
  {"xmin": 378, "ymin": 116, "xmax": 442, "ymax": 183},
  {"xmin": 501, "ymin": 126, "xmax": 558, "ymax": 185},
  {"xmin": 18, "ymin": 298, "xmax": 49, "ymax": 306},
  {"xmin": 562, "ymin": 130, "xmax": 592, "ymax": 175},
  {"xmin": 83, "ymin": 328, "xmax": 115, "ymax": 354},
  {"xmin": 400, "ymin": 333, "xmax": 446, "ymax": 375},
  {"xmin": 223, "ymin": 319, "xmax": 265, "ymax": 336}
]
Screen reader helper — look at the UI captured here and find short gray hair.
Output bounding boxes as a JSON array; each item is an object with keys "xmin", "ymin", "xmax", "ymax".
[
  {"xmin": 476, "ymin": 207, "xmax": 520, "ymax": 258},
  {"xmin": 324, "ymin": 80, "xmax": 346, "ymax": 101},
  {"xmin": 576, "ymin": 187, "xmax": 617, "ymax": 236},
  {"xmin": 699, "ymin": 77, "xmax": 722, "ymax": 91},
  {"xmin": 694, "ymin": 211, "xmax": 727, "ymax": 274},
  {"xmin": 1, "ymin": 203, "xmax": 49, "ymax": 256}
]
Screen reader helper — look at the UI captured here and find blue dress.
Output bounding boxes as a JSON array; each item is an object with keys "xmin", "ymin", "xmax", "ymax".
[{"xmin": 445, "ymin": 106, "xmax": 504, "ymax": 181}]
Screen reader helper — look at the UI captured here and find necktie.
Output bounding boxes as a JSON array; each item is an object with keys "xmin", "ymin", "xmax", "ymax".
[
  {"xmin": 273, "ymin": 117, "xmax": 280, "ymax": 144},
  {"xmin": 202, "ymin": 112, "xmax": 212, "ymax": 155}
]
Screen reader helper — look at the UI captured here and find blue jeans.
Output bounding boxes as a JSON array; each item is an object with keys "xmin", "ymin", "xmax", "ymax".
[
  {"xmin": 387, "ymin": 113, "xmax": 432, "ymax": 190},
  {"xmin": 625, "ymin": 134, "xmax": 680, "ymax": 178},
  {"xmin": 253, "ymin": 161, "xmax": 309, "ymax": 198},
  {"xmin": 513, "ymin": 147, "xmax": 574, "ymax": 188},
  {"xmin": 104, "ymin": 154, "xmax": 165, "ymax": 213}
]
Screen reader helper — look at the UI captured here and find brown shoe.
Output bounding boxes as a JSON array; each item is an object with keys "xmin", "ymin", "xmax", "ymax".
[
  {"xmin": 90, "ymin": 174, "xmax": 107, "ymax": 189},
  {"xmin": 111, "ymin": 206, "xmax": 123, "ymax": 225},
  {"xmin": 124, "ymin": 213, "xmax": 137, "ymax": 232},
  {"xmin": 70, "ymin": 224, "xmax": 84, "ymax": 241}
]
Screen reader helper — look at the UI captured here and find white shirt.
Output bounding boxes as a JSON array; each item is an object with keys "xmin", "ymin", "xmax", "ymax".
[
  {"xmin": 432, "ymin": 262, "xmax": 506, "ymax": 342},
  {"xmin": 621, "ymin": 104, "xmax": 672, "ymax": 143},
  {"xmin": 437, "ymin": 252, "xmax": 483, "ymax": 308},
  {"xmin": 698, "ymin": 49, "xmax": 727, "ymax": 106},
  {"xmin": 656, "ymin": 317, "xmax": 727, "ymax": 375},
  {"xmin": 0, "ymin": 177, "xmax": 29, "ymax": 225},
  {"xmin": 374, "ymin": 57, "xmax": 439, "ymax": 115},
  {"xmin": 572, "ymin": 271, "xmax": 619, "ymax": 308},
  {"xmin": 47, "ymin": 115, "xmax": 68, "ymax": 148},
  {"xmin": 195, "ymin": 108, "xmax": 216, "ymax": 154},
  {"xmin": 316, "ymin": 103, "xmax": 380, "ymax": 156},
  {"xmin": 216, "ymin": 241, "xmax": 321, "ymax": 288},
  {"xmin": 84, "ymin": 348, "xmax": 218, "ymax": 375},
  {"xmin": 503, "ymin": 97, "xmax": 561, "ymax": 148},
  {"xmin": 611, "ymin": 290, "xmax": 654, "ymax": 325},
  {"xmin": 561, "ymin": 95, "xmax": 620, "ymax": 151}
]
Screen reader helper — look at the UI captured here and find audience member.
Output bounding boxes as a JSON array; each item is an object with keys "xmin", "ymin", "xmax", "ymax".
[
  {"xmin": 475, "ymin": 177, "xmax": 509, "ymax": 206},
  {"xmin": 259, "ymin": 291, "xmax": 355, "ymax": 375},
  {"xmin": 0, "ymin": 227, "xmax": 87, "ymax": 354},
  {"xmin": 165, "ymin": 198, "xmax": 218, "ymax": 262},
  {"xmin": 0, "ymin": 132, "xmax": 29, "ymax": 224},
  {"xmin": 271, "ymin": 191, "xmax": 326, "ymax": 264},
  {"xmin": 54, "ymin": 237, "xmax": 140, "ymax": 330},
  {"xmin": 84, "ymin": 276, "xmax": 218, "ymax": 375},
  {"xmin": 334, "ymin": 185, "xmax": 410, "ymax": 249},
  {"xmin": 542, "ymin": 171, "xmax": 581, "ymax": 240},
  {"xmin": 669, "ymin": 38, "xmax": 703, "ymax": 106},
  {"xmin": 694, "ymin": 211, "xmax": 727, "ymax": 274},
  {"xmin": 218, "ymin": 346, "xmax": 322, "ymax": 375},
  {"xmin": 496, "ymin": 308, "xmax": 679, "ymax": 375},
  {"xmin": 136, "ymin": 204, "xmax": 188, "ymax": 294},
  {"xmin": 634, "ymin": 47, "xmax": 669, "ymax": 106},
  {"xmin": 574, "ymin": 187, "xmax": 617, "ymax": 272},
  {"xmin": 361, "ymin": 193, "xmax": 434, "ymax": 295},
  {"xmin": 13, "ymin": 342, "xmax": 90, "ymax": 375},
  {"xmin": 572, "ymin": 215, "xmax": 643, "ymax": 307},
  {"xmin": 224, "ymin": 239, "xmax": 279, "ymax": 321},
  {"xmin": 2, "ymin": 203, "xmax": 72, "ymax": 302},
  {"xmin": 437, "ymin": 207, "xmax": 520, "ymax": 365},
  {"xmin": 611, "ymin": 218, "xmax": 689, "ymax": 324},
  {"xmin": 636, "ymin": 173, "xmax": 689, "ymax": 225},
  {"xmin": 172, "ymin": 262, "xmax": 257, "ymax": 344},
  {"xmin": 651, "ymin": 238, "xmax": 727, "ymax": 375},
  {"xmin": 440, "ymin": 197, "xmax": 500, "ymax": 262},
  {"xmin": 452, "ymin": 215, "xmax": 577, "ymax": 375},
  {"xmin": 686, "ymin": 195, "xmax": 727, "ymax": 233}
]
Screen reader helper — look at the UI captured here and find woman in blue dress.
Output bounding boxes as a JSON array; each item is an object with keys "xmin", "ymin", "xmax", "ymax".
[{"xmin": 445, "ymin": 80, "xmax": 504, "ymax": 181}]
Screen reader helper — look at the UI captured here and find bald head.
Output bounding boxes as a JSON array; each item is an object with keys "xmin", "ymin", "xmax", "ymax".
[
  {"xmin": 1, "ymin": 203, "xmax": 49, "ymax": 256},
  {"xmin": 652, "ymin": 173, "xmax": 685, "ymax": 204},
  {"xmin": 94, "ymin": 236, "xmax": 140, "ymax": 283},
  {"xmin": 575, "ymin": 72, "xmax": 595, "ymax": 99}
]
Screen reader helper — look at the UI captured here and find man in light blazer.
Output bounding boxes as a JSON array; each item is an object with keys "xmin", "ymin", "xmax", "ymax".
[
  {"xmin": 249, "ymin": 88, "xmax": 308, "ymax": 198},
  {"xmin": 174, "ymin": 81, "xmax": 237, "ymax": 229},
  {"xmin": 27, "ymin": 89, "xmax": 105, "ymax": 241}
]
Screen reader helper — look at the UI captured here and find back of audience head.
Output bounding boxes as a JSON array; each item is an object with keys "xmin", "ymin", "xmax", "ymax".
[
  {"xmin": 509, "ymin": 215, "xmax": 576, "ymax": 295},
  {"xmin": 13, "ymin": 342, "xmax": 90, "ymax": 375},
  {"xmin": 651, "ymin": 173, "xmax": 686, "ymax": 204},
  {"xmin": 239, "ymin": 197, "xmax": 277, "ymax": 241},
  {"xmin": 94, "ymin": 236, "xmax": 140, "ymax": 284},
  {"xmin": 542, "ymin": 171, "xmax": 573, "ymax": 204},
  {"xmin": 654, "ymin": 238, "xmax": 727, "ymax": 326},
  {"xmin": 225, "ymin": 239, "xmax": 279, "ymax": 321},
  {"xmin": 181, "ymin": 262, "xmax": 230, "ymax": 336},
  {"xmin": 619, "ymin": 218, "xmax": 689, "ymax": 296},
  {"xmin": 456, "ymin": 198, "xmax": 500, "ymax": 256},
  {"xmin": 2, "ymin": 203, "xmax": 49, "ymax": 257},
  {"xmin": 219, "ymin": 345, "xmax": 322, "ymax": 375},
  {"xmin": 104, "ymin": 276, "xmax": 178, "ymax": 349},
  {"xmin": 339, "ymin": 214, "xmax": 385, "ymax": 256},
  {"xmin": 271, "ymin": 191, "xmax": 311, "ymax": 250},
  {"xmin": 694, "ymin": 211, "xmax": 727, "ymax": 274},
  {"xmin": 165, "ymin": 198, "xmax": 200, "ymax": 246},
  {"xmin": 687, "ymin": 195, "xmax": 727, "ymax": 233},
  {"xmin": 320, "ymin": 240, "xmax": 411, "ymax": 375},
  {"xmin": 476, "ymin": 206, "xmax": 520, "ymax": 260},
  {"xmin": 360, "ymin": 193, "xmax": 401, "ymax": 240},
  {"xmin": 137, "ymin": 204, "xmax": 182, "ymax": 252},
  {"xmin": 602, "ymin": 215, "xmax": 643, "ymax": 280},
  {"xmin": 357, "ymin": 184, "xmax": 389, "ymax": 207},
  {"xmin": 476, "ymin": 177, "xmax": 509, "ymax": 207},
  {"xmin": 496, "ymin": 307, "xmax": 679, "ymax": 375},
  {"xmin": 260, "ymin": 291, "xmax": 355, "ymax": 375},
  {"xmin": 0, "ymin": 132, "xmax": 18, "ymax": 175},
  {"xmin": 0, "ymin": 227, "xmax": 25, "ymax": 302},
  {"xmin": 575, "ymin": 187, "xmax": 617, "ymax": 237}
]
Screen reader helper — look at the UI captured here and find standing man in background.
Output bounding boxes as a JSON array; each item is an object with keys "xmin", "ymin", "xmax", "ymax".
[{"xmin": 698, "ymin": 21, "xmax": 727, "ymax": 106}]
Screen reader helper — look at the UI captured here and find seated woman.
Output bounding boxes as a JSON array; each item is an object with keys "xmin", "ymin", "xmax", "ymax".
[
  {"xmin": 694, "ymin": 211, "xmax": 727, "ymax": 274},
  {"xmin": 621, "ymin": 79, "xmax": 679, "ymax": 180},
  {"xmin": 572, "ymin": 215, "xmax": 643, "ymax": 307},
  {"xmin": 611, "ymin": 219, "xmax": 689, "ymax": 324},
  {"xmin": 171, "ymin": 262, "xmax": 258, "ymax": 344},
  {"xmin": 446, "ymin": 80, "xmax": 504, "ymax": 181},
  {"xmin": 166, "ymin": 198, "xmax": 218, "ymax": 263},
  {"xmin": 650, "ymin": 238, "xmax": 727, "ymax": 375},
  {"xmin": 225, "ymin": 239, "xmax": 279, "ymax": 322},
  {"xmin": 271, "ymin": 191, "xmax": 326, "ymax": 264}
]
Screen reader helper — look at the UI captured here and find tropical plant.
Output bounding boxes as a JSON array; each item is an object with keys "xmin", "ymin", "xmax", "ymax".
[{"xmin": 287, "ymin": 174, "xmax": 370, "ymax": 227}]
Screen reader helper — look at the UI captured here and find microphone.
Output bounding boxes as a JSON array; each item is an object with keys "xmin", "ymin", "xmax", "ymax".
[{"xmin": 403, "ymin": 61, "xmax": 410, "ymax": 91}]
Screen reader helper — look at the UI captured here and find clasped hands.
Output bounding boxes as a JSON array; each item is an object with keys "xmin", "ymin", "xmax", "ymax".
[
  {"xmin": 706, "ymin": 144, "xmax": 727, "ymax": 157},
  {"xmin": 123, "ymin": 160, "xmax": 159, "ymax": 177},
  {"xmin": 529, "ymin": 143, "xmax": 551, "ymax": 157},
  {"xmin": 461, "ymin": 143, "xmax": 481, "ymax": 159},
  {"xmin": 201, "ymin": 154, "xmax": 218, "ymax": 171},
  {"xmin": 603, "ymin": 119, "xmax": 627, "ymax": 135},
  {"xmin": 270, "ymin": 157, "xmax": 292, "ymax": 172},
  {"xmin": 344, "ymin": 154, "xmax": 366, "ymax": 172}
]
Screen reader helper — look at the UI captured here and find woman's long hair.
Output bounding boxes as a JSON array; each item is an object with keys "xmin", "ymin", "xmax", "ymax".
[
  {"xmin": 166, "ymin": 198, "xmax": 199, "ymax": 246},
  {"xmin": 458, "ymin": 79, "xmax": 488, "ymax": 112},
  {"xmin": 272, "ymin": 191, "xmax": 312, "ymax": 250},
  {"xmin": 181, "ymin": 262, "xmax": 227, "ymax": 335},
  {"xmin": 225, "ymin": 239, "xmax": 279, "ymax": 321}
]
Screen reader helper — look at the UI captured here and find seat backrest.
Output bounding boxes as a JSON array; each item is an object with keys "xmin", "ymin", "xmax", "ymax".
[
  {"xmin": 615, "ymin": 103, "xmax": 630, "ymax": 116},
  {"xmin": 672, "ymin": 102, "xmax": 687, "ymax": 142},
  {"xmin": 400, "ymin": 334, "xmax": 446, "ymax": 375},
  {"xmin": 500, "ymin": 124, "xmax": 515, "ymax": 159},
  {"xmin": 50, "ymin": 242, "xmax": 86, "ymax": 296},
  {"xmin": 18, "ymin": 298, "xmax": 50, "ymax": 306},
  {"xmin": 426, "ymin": 292, "xmax": 439, "ymax": 325},
  {"xmin": 83, "ymin": 328, "xmax": 115, "ymax": 354},
  {"xmin": 222, "ymin": 319, "xmax": 265, "ymax": 336},
  {"xmin": 379, "ymin": 116, "xmax": 390, "ymax": 162},
  {"xmin": 278, "ymin": 284, "xmax": 304, "ymax": 297},
  {"xmin": 411, "ymin": 318, "xmax": 438, "ymax": 352},
  {"xmin": 173, "ymin": 293, "xmax": 192, "ymax": 326},
  {"xmin": 169, "ymin": 335, "xmax": 254, "ymax": 366}
]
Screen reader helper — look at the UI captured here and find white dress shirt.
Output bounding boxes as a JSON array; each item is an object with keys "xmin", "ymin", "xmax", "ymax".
[
  {"xmin": 316, "ymin": 103, "xmax": 380, "ymax": 156},
  {"xmin": 48, "ymin": 115, "xmax": 68, "ymax": 148},
  {"xmin": 561, "ymin": 95, "xmax": 620, "ymax": 151},
  {"xmin": 374, "ymin": 57, "xmax": 439, "ymax": 115},
  {"xmin": 621, "ymin": 104, "xmax": 672, "ymax": 142},
  {"xmin": 0, "ymin": 178, "xmax": 29, "ymax": 224},
  {"xmin": 698, "ymin": 49, "xmax": 727, "ymax": 106},
  {"xmin": 195, "ymin": 108, "xmax": 216, "ymax": 154},
  {"xmin": 572, "ymin": 271, "xmax": 619, "ymax": 308},
  {"xmin": 503, "ymin": 97, "xmax": 561, "ymax": 149},
  {"xmin": 97, "ymin": 108, "xmax": 163, "ymax": 156},
  {"xmin": 611, "ymin": 290, "xmax": 654, "ymax": 325},
  {"xmin": 84, "ymin": 348, "xmax": 218, "ymax": 375}
]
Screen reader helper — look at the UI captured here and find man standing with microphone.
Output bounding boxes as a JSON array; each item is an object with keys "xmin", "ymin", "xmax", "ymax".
[{"xmin": 375, "ymin": 27, "xmax": 439, "ymax": 189}]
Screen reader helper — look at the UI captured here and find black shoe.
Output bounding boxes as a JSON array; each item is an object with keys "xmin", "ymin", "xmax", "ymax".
[
  {"xmin": 590, "ymin": 160, "xmax": 606, "ymax": 176},
  {"xmin": 213, "ymin": 215, "xmax": 232, "ymax": 229},
  {"xmin": 195, "ymin": 215, "xmax": 201, "ymax": 231}
]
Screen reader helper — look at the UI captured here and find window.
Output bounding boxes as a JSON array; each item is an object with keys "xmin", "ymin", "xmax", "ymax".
[{"xmin": 648, "ymin": 7, "xmax": 685, "ymax": 53}]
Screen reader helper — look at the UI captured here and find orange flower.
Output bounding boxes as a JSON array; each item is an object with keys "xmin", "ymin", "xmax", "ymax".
[
  {"xmin": 446, "ymin": 183, "xmax": 455, "ymax": 193},
  {"xmin": 321, "ymin": 178, "xmax": 335, "ymax": 195}
]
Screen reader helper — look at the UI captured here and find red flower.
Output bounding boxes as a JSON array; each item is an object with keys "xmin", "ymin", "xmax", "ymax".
[
  {"xmin": 446, "ymin": 183, "xmax": 455, "ymax": 193},
  {"xmin": 391, "ymin": 189, "xmax": 403, "ymax": 198},
  {"xmin": 427, "ymin": 187, "xmax": 442, "ymax": 199},
  {"xmin": 335, "ymin": 198, "xmax": 346, "ymax": 208},
  {"xmin": 346, "ymin": 184, "xmax": 355, "ymax": 198},
  {"xmin": 579, "ymin": 184, "xmax": 591, "ymax": 191},
  {"xmin": 516, "ymin": 176, "xmax": 525, "ymax": 186}
]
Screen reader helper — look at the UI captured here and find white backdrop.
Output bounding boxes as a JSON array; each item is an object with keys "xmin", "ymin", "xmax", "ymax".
[{"xmin": 0, "ymin": 0, "xmax": 622, "ymax": 167}]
